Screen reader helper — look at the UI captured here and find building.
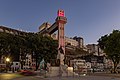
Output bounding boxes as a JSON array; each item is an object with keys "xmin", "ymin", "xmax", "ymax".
[
  {"xmin": 73, "ymin": 36, "xmax": 84, "ymax": 48},
  {"xmin": 86, "ymin": 44, "xmax": 105, "ymax": 56},
  {"xmin": 39, "ymin": 22, "xmax": 51, "ymax": 31},
  {"xmin": 38, "ymin": 22, "xmax": 51, "ymax": 36},
  {"xmin": 0, "ymin": 26, "xmax": 28, "ymax": 35},
  {"xmin": 65, "ymin": 37, "xmax": 79, "ymax": 47},
  {"xmin": 0, "ymin": 55, "xmax": 5, "ymax": 64},
  {"xmin": 85, "ymin": 44, "xmax": 106, "ymax": 70},
  {"xmin": 23, "ymin": 54, "xmax": 32, "ymax": 69},
  {"xmin": 11, "ymin": 62, "xmax": 20, "ymax": 71},
  {"xmin": 70, "ymin": 59, "xmax": 87, "ymax": 74}
]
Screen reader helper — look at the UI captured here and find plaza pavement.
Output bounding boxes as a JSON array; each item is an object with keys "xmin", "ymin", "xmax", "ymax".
[
  {"xmin": 1, "ymin": 72, "xmax": 120, "ymax": 80},
  {"xmin": 12, "ymin": 74, "xmax": 120, "ymax": 80}
]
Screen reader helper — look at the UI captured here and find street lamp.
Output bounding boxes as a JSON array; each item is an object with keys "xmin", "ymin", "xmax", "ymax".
[
  {"xmin": 6, "ymin": 58, "xmax": 10, "ymax": 62},
  {"xmin": 6, "ymin": 57, "xmax": 10, "ymax": 72}
]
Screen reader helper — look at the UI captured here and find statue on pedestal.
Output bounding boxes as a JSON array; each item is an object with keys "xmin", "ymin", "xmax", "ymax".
[
  {"xmin": 57, "ymin": 46, "xmax": 65, "ymax": 65},
  {"xmin": 57, "ymin": 46, "xmax": 68, "ymax": 76}
]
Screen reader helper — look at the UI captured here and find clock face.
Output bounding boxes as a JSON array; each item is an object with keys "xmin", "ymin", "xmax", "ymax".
[{"xmin": 58, "ymin": 10, "xmax": 65, "ymax": 17}]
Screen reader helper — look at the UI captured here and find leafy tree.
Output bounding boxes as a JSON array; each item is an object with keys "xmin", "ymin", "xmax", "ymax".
[
  {"xmin": 0, "ymin": 32, "xmax": 58, "ymax": 70},
  {"xmin": 24, "ymin": 33, "xmax": 58, "ymax": 70},
  {"xmin": 0, "ymin": 32, "xmax": 14, "ymax": 60},
  {"xmin": 98, "ymin": 30, "xmax": 120, "ymax": 73},
  {"xmin": 0, "ymin": 32, "xmax": 27, "ymax": 62}
]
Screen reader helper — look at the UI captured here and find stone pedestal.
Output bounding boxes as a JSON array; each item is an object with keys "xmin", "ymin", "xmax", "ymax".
[
  {"xmin": 67, "ymin": 67, "xmax": 73, "ymax": 76},
  {"xmin": 47, "ymin": 67, "xmax": 60, "ymax": 77},
  {"xmin": 47, "ymin": 66, "xmax": 73, "ymax": 77},
  {"xmin": 60, "ymin": 65, "xmax": 68, "ymax": 76}
]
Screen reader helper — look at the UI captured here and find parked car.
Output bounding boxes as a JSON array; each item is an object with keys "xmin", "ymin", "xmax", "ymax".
[{"xmin": 19, "ymin": 69, "xmax": 36, "ymax": 76}]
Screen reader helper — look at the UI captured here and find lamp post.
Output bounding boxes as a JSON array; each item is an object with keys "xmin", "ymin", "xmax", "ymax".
[
  {"xmin": 6, "ymin": 58, "xmax": 10, "ymax": 62},
  {"xmin": 6, "ymin": 57, "xmax": 10, "ymax": 72}
]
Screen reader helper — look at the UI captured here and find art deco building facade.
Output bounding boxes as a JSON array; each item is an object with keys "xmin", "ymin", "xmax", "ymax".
[{"xmin": 0, "ymin": 26, "xmax": 28, "ymax": 35}]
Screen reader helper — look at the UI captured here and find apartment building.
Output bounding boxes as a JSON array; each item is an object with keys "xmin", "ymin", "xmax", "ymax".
[
  {"xmin": 86, "ymin": 44, "xmax": 105, "ymax": 56},
  {"xmin": 65, "ymin": 37, "xmax": 79, "ymax": 47}
]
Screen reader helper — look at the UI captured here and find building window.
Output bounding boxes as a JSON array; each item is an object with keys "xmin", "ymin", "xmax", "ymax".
[{"xmin": 16, "ymin": 63, "xmax": 18, "ymax": 65}]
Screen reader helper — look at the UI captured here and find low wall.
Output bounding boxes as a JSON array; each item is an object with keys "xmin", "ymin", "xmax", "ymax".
[
  {"xmin": 67, "ymin": 67, "xmax": 73, "ymax": 76},
  {"xmin": 46, "ymin": 66, "xmax": 73, "ymax": 77},
  {"xmin": 48, "ymin": 67, "xmax": 60, "ymax": 77}
]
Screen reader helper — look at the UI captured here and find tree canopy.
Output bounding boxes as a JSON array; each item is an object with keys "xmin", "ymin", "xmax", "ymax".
[
  {"xmin": 98, "ymin": 30, "xmax": 120, "ymax": 73},
  {"xmin": 0, "ymin": 32, "xmax": 58, "ymax": 70}
]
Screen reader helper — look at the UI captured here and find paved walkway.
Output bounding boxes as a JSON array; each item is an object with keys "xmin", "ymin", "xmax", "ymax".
[
  {"xmin": 89, "ymin": 73, "xmax": 120, "ymax": 78},
  {"xmin": 12, "ymin": 75, "xmax": 120, "ymax": 80},
  {"xmin": 1, "ymin": 72, "xmax": 120, "ymax": 80}
]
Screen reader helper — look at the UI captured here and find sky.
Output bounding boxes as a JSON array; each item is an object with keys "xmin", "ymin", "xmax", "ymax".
[{"xmin": 0, "ymin": 0, "xmax": 120, "ymax": 44}]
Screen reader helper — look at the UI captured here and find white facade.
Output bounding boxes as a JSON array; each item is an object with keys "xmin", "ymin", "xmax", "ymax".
[
  {"xmin": 104, "ymin": 59, "xmax": 113, "ymax": 68},
  {"xmin": 0, "ymin": 28, "xmax": 4, "ymax": 32},
  {"xmin": 65, "ymin": 37, "xmax": 79, "ymax": 47},
  {"xmin": 70, "ymin": 59, "xmax": 87, "ymax": 74},
  {"xmin": 39, "ymin": 22, "xmax": 51, "ymax": 31},
  {"xmin": 11, "ymin": 62, "xmax": 20, "ymax": 71},
  {"xmin": 86, "ymin": 62, "xmax": 91, "ymax": 69},
  {"xmin": 23, "ymin": 54, "xmax": 32, "ymax": 69}
]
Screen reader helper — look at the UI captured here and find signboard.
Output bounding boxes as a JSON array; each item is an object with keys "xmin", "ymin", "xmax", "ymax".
[{"xmin": 57, "ymin": 10, "xmax": 65, "ymax": 17}]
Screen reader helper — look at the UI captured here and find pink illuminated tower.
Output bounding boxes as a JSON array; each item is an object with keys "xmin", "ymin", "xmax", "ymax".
[
  {"xmin": 39, "ymin": 10, "xmax": 67, "ymax": 65},
  {"xmin": 56, "ymin": 10, "xmax": 67, "ymax": 65},
  {"xmin": 39, "ymin": 10, "xmax": 67, "ymax": 76}
]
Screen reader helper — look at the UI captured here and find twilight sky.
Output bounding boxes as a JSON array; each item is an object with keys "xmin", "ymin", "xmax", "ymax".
[{"xmin": 0, "ymin": 0, "xmax": 120, "ymax": 44}]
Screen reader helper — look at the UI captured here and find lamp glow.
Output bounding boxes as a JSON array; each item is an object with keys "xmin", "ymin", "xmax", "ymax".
[{"xmin": 6, "ymin": 58, "xmax": 10, "ymax": 62}]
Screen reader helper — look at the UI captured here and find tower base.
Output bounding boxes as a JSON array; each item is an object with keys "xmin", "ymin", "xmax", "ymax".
[{"xmin": 46, "ymin": 66, "xmax": 73, "ymax": 77}]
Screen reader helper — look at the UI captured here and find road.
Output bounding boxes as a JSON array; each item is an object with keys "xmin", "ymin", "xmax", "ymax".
[
  {"xmin": 0, "ymin": 73, "xmax": 22, "ymax": 80},
  {"xmin": 0, "ymin": 73, "xmax": 120, "ymax": 80}
]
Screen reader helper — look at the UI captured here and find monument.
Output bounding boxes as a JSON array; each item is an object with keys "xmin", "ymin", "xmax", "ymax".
[
  {"xmin": 39, "ymin": 10, "xmax": 73, "ymax": 77},
  {"xmin": 56, "ymin": 10, "xmax": 66, "ymax": 65}
]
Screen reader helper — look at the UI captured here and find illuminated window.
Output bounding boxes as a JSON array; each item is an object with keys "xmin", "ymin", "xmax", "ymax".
[{"xmin": 58, "ymin": 10, "xmax": 64, "ymax": 17}]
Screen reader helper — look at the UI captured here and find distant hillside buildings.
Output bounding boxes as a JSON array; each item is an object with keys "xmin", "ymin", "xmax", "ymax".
[{"xmin": 86, "ymin": 44, "xmax": 105, "ymax": 56}]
